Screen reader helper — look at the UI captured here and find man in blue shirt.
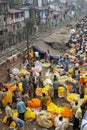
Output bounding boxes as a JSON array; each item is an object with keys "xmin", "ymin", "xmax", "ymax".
[
  {"xmin": 58, "ymin": 56, "xmax": 63, "ymax": 66},
  {"xmin": 64, "ymin": 57, "xmax": 69, "ymax": 72},
  {"xmin": 78, "ymin": 36, "xmax": 83, "ymax": 49},
  {"xmin": 17, "ymin": 100, "xmax": 26, "ymax": 120}
]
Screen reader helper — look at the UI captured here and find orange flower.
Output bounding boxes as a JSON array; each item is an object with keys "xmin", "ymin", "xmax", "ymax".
[
  {"xmin": 9, "ymin": 87, "xmax": 16, "ymax": 93},
  {"xmin": 37, "ymin": 89, "xmax": 42, "ymax": 95},
  {"xmin": 5, "ymin": 84, "xmax": 11, "ymax": 89},
  {"xmin": 27, "ymin": 101, "xmax": 35, "ymax": 108},
  {"xmin": 61, "ymin": 106, "xmax": 72, "ymax": 118},
  {"xmin": 67, "ymin": 86, "xmax": 72, "ymax": 91},
  {"xmin": 27, "ymin": 98, "xmax": 41, "ymax": 108},
  {"xmin": 80, "ymin": 77, "xmax": 85, "ymax": 84},
  {"xmin": 5, "ymin": 84, "xmax": 16, "ymax": 93}
]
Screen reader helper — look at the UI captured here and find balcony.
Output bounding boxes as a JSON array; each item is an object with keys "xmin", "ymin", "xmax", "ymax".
[{"xmin": 7, "ymin": 17, "xmax": 24, "ymax": 24}]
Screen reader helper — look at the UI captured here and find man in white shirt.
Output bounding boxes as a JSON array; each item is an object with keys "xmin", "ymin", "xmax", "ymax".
[
  {"xmin": 34, "ymin": 51, "xmax": 39, "ymax": 60},
  {"xmin": 73, "ymin": 105, "xmax": 83, "ymax": 130},
  {"xmin": 55, "ymin": 116, "xmax": 64, "ymax": 130}
]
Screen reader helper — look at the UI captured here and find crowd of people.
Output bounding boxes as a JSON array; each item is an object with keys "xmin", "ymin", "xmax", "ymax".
[{"xmin": 0, "ymin": 16, "xmax": 87, "ymax": 130}]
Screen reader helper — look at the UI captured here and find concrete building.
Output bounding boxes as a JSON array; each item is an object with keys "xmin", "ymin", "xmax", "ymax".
[
  {"xmin": 0, "ymin": 0, "xmax": 73, "ymax": 51},
  {"xmin": 0, "ymin": 0, "xmax": 8, "ymax": 50}
]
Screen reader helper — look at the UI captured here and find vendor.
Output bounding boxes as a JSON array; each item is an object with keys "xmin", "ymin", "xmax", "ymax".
[
  {"xmin": 58, "ymin": 56, "xmax": 63, "ymax": 66},
  {"xmin": 5, "ymin": 102, "xmax": 13, "ymax": 125},
  {"xmin": 59, "ymin": 67, "xmax": 66, "ymax": 76},
  {"xmin": 53, "ymin": 75, "xmax": 58, "ymax": 98},
  {"xmin": 70, "ymin": 84, "xmax": 77, "ymax": 93},
  {"xmin": 72, "ymin": 101, "xmax": 79, "ymax": 122},
  {"xmin": 79, "ymin": 83, "xmax": 85, "ymax": 99},
  {"xmin": 63, "ymin": 57, "xmax": 69, "ymax": 72},
  {"xmin": 34, "ymin": 51, "xmax": 40, "ymax": 61},
  {"xmin": 75, "ymin": 70, "xmax": 80, "ymax": 81},
  {"xmin": 55, "ymin": 116, "xmax": 64, "ymax": 130},
  {"xmin": 41, "ymin": 93, "xmax": 51, "ymax": 110}
]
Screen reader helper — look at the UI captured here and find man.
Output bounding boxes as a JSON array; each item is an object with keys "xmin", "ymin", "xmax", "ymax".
[
  {"xmin": 79, "ymin": 83, "xmax": 85, "ymax": 99},
  {"xmin": 14, "ymin": 117, "xmax": 24, "ymax": 130},
  {"xmin": 55, "ymin": 116, "xmax": 64, "ymax": 130},
  {"xmin": 12, "ymin": 91, "xmax": 17, "ymax": 109},
  {"xmin": 17, "ymin": 99, "xmax": 26, "ymax": 120},
  {"xmin": 0, "ymin": 88, "xmax": 4, "ymax": 112},
  {"xmin": 5, "ymin": 102, "xmax": 13, "ymax": 125},
  {"xmin": 41, "ymin": 93, "xmax": 51, "ymax": 110},
  {"xmin": 73, "ymin": 105, "xmax": 83, "ymax": 130},
  {"xmin": 53, "ymin": 75, "xmax": 58, "ymax": 98},
  {"xmin": 72, "ymin": 101, "xmax": 79, "ymax": 122},
  {"xmin": 34, "ymin": 51, "xmax": 40, "ymax": 60},
  {"xmin": 64, "ymin": 57, "xmax": 69, "ymax": 72},
  {"xmin": 22, "ymin": 75, "xmax": 28, "ymax": 94}
]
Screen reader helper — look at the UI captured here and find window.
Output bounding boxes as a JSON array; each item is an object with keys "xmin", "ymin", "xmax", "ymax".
[
  {"xmin": 17, "ymin": 24, "xmax": 21, "ymax": 29},
  {"xmin": 11, "ymin": 13, "xmax": 13, "ymax": 19},
  {"xmin": 0, "ymin": 31, "xmax": 3, "ymax": 35},
  {"xmin": 17, "ymin": 24, "xmax": 19, "ymax": 29},
  {"xmin": 13, "ymin": 25, "xmax": 15, "ymax": 30}
]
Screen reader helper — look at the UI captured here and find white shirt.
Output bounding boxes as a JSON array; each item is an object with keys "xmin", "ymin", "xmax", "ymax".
[
  {"xmin": 35, "ymin": 51, "xmax": 39, "ymax": 57},
  {"xmin": 55, "ymin": 117, "xmax": 64, "ymax": 130}
]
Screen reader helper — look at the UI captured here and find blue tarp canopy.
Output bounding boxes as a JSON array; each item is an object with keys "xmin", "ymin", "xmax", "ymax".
[{"xmin": 33, "ymin": 45, "xmax": 59, "ymax": 60}]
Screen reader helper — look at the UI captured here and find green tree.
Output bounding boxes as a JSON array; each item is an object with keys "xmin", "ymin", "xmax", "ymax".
[{"xmin": 24, "ymin": 18, "xmax": 35, "ymax": 34}]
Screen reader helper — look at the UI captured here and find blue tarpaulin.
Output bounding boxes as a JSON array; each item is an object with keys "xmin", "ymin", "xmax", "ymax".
[{"xmin": 33, "ymin": 46, "xmax": 59, "ymax": 60}]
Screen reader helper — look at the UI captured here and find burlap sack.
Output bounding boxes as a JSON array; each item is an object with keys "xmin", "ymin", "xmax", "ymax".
[{"xmin": 36, "ymin": 110, "xmax": 54, "ymax": 128}]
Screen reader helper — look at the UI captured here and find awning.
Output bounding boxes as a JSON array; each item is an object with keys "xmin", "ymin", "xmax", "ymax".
[{"xmin": 33, "ymin": 41, "xmax": 63, "ymax": 57}]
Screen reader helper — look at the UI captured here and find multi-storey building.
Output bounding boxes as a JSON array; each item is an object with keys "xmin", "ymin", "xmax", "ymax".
[
  {"xmin": 0, "ymin": 0, "xmax": 69, "ymax": 50},
  {"xmin": 0, "ymin": 0, "xmax": 8, "ymax": 50}
]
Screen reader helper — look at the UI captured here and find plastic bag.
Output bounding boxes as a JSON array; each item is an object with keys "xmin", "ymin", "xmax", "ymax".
[
  {"xmin": 2, "ymin": 116, "xmax": 7, "ymax": 124},
  {"xmin": 12, "ymin": 68, "xmax": 19, "ymax": 75},
  {"xmin": 24, "ymin": 108, "xmax": 36, "ymax": 120},
  {"xmin": 10, "ymin": 121, "xmax": 16, "ymax": 129},
  {"xmin": 18, "ymin": 82, "xmax": 23, "ymax": 92},
  {"xmin": 2, "ymin": 91, "xmax": 12, "ymax": 106}
]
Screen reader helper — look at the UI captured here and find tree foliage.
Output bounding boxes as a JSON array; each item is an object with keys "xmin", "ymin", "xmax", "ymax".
[{"xmin": 24, "ymin": 18, "xmax": 35, "ymax": 32}]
